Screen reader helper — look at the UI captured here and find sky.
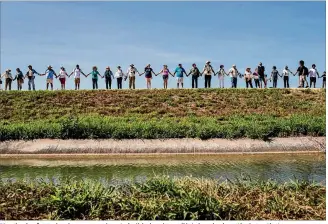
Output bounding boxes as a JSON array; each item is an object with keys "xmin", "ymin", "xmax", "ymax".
[{"xmin": 0, "ymin": 1, "xmax": 326, "ymax": 90}]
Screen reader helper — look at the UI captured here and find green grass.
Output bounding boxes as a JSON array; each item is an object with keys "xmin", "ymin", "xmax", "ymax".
[
  {"xmin": 0, "ymin": 89, "xmax": 325, "ymax": 140},
  {"xmin": 0, "ymin": 176, "xmax": 325, "ymax": 220},
  {"xmin": 0, "ymin": 114, "xmax": 325, "ymax": 141}
]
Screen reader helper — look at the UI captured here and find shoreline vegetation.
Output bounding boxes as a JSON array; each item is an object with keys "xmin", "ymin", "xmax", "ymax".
[
  {"xmin": 0, "ymin": 89, "xmax": 325, "ymax": 141},
  {"xmin": 0, "ymin": 176, "xmax": 325, "ymax": 220}
]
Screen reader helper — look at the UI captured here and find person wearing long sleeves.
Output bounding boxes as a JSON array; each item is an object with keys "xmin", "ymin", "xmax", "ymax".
[
  {"xmin": 201, "ymin": 61, "xmax": 215, "ymax": 88},
  {"xmin": 104, "ymin": 66, "xmax": 114, "ymax": 89},
  {"xmin": 1, "ymin": 69, "xmax": 13, "ymax": 90},
  {"xmin": 126, "ymin": 64, "xmax": 140, "ymax": 89},
  {"xmin": 86, "ymin": 66, "xmax": 103, "ymax": 90},
  {"xmin": 25, "ymin": 65, "xmax": 41, "ymax": 91},
  {"xmin": 114, "ymin": 66, "xmax": 126, "ymax": 89},
  {"xmin": 13, "ymin": 68, "xmax": 25, "ymax": 90}
]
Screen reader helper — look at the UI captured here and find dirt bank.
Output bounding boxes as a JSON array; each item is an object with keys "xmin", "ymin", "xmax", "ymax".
[{"xmin": 0, "ymin": 137, "xmax": 325, "ymax": 155}]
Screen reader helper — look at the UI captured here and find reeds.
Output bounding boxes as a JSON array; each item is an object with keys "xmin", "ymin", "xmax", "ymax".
[{"xmin": 0, "ymin": 176, "xmax": 325, "ymax": 220}]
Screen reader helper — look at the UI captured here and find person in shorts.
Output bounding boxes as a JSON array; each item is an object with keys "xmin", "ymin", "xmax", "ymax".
[
  {"xmin": 58, "ymin": 66, "xmax": 69, "ymax": 90},
  {"xmin": 41, "ymin": 65, "xmax": 57, "ymax": 90},
  {"xmin": 174, "ymin": 64, "xmax": 187, "ymax": 88},
  {"xmin": 157, "ymin": 65, "xmax": 174, "ymax": 89},
  {"xmin": 140, "ymin": 64, "xmax": 156, "ymax": 89},
  {"xmin": 69, "ymin": 65, "xmax": 86, "ymax": 90},
  {"xmin": 308, "ymin": 64, "xmax": 320, "ymax": 88},
  {"xmin": 14, "ymin": 68, "xmax": 24, "ymax": 90},
  {"xmin": 294, "ymin": 60, "xmax": 309, "ymax": 88}
]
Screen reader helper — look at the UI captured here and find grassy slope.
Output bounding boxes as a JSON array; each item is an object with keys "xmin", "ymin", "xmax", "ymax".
[
  {"xmin": 0, "ymin": 89, "xmax": 325, "ymax": 140},
  {"xmin": 0, "ymin": 177, "xmax": 325, "ymax": 220}
]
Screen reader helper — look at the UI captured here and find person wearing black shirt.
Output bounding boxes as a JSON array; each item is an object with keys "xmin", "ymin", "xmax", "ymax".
[
  {"xmin": 257, "ymin": 62, "xmax": 266, "ymax": 88},
  {"xmin": 294, "ymin": 60, "xmax": 309, "ymax": 88},
  {"xmin": 321, "ymin": 71, "xmax": 326, "ymax": 88}
]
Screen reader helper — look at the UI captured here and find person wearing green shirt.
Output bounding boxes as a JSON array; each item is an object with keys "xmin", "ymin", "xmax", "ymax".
[{"xmin": 86, "ymin": 66, "xmax": 103, "ymax": 89}]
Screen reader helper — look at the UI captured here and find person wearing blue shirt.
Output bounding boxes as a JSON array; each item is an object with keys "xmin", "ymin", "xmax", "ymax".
[
  {"xmin": 174, "ymin": 64, "xmax": 187, "ymax": 88},
  {"xmin": 41, "ymin": 65, "xmax": 57, "ymax": 90}
]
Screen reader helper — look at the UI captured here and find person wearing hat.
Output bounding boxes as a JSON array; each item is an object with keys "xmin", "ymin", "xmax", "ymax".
[
  {"xmin": 140, "ymin": 64, "xmax": 156, "ymax": 89},
  {"xmin": 104, "ymin": 66, "xmax": 114, "ymax": 89},
  {"xmin": 13, "ymin": 68, "xmax": 25, "ymax": 90},
  {"xmin": 201, "ymin": 61, "xmax": 215, "ymax": 88},
  {"xmin": 86, "ymin": 66, "xmax": 103, "ymax": 90},
  {"xmin": 156, "ymin": 65, "xmax": 174, "ymax": 89},
  {"xmin": 282, "ymin": 66, "xmax": 293, "ymax": 88},
  {"xmin": 228, "ymin": 64, "xmax": 241, "ymax": 88},
  {"xmin": 40, "ymin": 65, "xmax": 57, "ymax": 90},
  {"xmin": 126, "ymin": 64, "xmax": 140, "ymax": 89},
  {"xmin": 58, "ymin": 66, "xmax": 69, "ymax": 90},
  {"xmin": 69, "ymin": 64, "xmax": 87, "ymax": 90},
  {"xmin": 25, "ymin": 65, "xmax": 41, "ymax": 91},
  {"xmin": 174, "ymin": 63, "xmax": 187, "ymax": 88},
  {"xmin": 257, "ymin": 62, "xmax": 266, "ymax": 88},
  {"xmin": 188, "ymin": 63, "xmax": 201, "ymax": 88},
  {"xmin": 308, "ymin": 64, "xmax": 320, "ymax": 88},
  {"xmin": 114, "ymin": 66, "xmax": 126, "ymax": 89},
  {"xmin": 215, "ymin": 65, "xmax": 229, "ymax": 88},
  {"xmin": 244, "ymin": 67, "xmax": 253, "ymax": 88},
  {"xmin": 1, "ymin": 69, "xmax": 14, "ymax": 90}
]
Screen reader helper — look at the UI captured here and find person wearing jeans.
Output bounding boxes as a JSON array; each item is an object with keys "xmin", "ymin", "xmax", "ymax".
[
  {"xmin": 201, "ymin": 61, "xmax": 215, "ymax": 88},
  {"xmin": 228, "ymin": 65, "xmax": 241, "ymax": 88},
  {"xmin": 86, "ymin": 66, "xmax": 103, "ymax": 90},
  {"xmin": 115, "ymin": 66, "xmax": 126, "ymax": 89},
  {"xmin": 188, "ymin": 63, "xmax": 201, "ymax": 88},
  {"xmin": 244, "ymin": 68, "xmax": 253, "ymax": 88},
  {"xmin": 104, "ymin": 66, "xmax": 114, "ymax": 89},
  {"xmin": 270, "ymin": 66, "xmax": 281, "ymax": 88},
  {"xmin": 25, "ymin": 65, "xmax": 40, "ymax": 91}
]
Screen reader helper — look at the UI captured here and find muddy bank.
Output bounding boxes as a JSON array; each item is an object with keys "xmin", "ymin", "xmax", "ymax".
[{"xmin": 0, "ymin": 137, "xmax": 325, "ymax": 154}]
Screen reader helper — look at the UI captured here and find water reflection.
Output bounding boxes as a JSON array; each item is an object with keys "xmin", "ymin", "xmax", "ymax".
[{"xmin": 0, "ymin": 153, "xmax": 325, "ymax": 184}]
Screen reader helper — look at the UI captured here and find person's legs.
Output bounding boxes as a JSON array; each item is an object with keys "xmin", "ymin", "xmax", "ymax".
[
  {"xmin": 245, "ymin": 80, "xmax": 249, "ymax": 88},
  {"xmin": 208, "ymin": 75, "xmax": 211, "ymax": 88},
  {"xmin": 129, "ymin": 77, "xmax": 132, "ymax": 89},
  {"xmin": 231, "ymin": 77, "xmax": 234, "ymax": 88},
  {"xmin": 249, "ymin": 80, "xmax": 253, "ymax": 88},
  {"xmin": 95, "ymin": 80, "xmax": 98, "ymax": 89},
  {"xmin": 234, "ymin": 77, "xmax": 238, "ymax": 88},
  {"xmin": 50, "ymin": 80, "xmax": 53, "ymax": 90},
  {"xmin": 192, "ymin": 76, "xmax": 195, "ymax": 88},
  {"xmin": 132, "ymin": 76, "xmax": 136, "ymax": 89}
]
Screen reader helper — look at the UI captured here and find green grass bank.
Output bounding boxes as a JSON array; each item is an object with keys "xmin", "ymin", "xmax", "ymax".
[
  {"xmin": 0, "ymin": 89, "xmax": 325, "ymax": 140},
  {"xmin": 0, "ymin": 176, "xmax": 325, "ymax": 220}
]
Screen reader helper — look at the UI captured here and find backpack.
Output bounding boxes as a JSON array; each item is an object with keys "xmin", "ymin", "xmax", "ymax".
[{"xmin": 303, "ymin": 67, "xmax": 309, "ymax": 76}]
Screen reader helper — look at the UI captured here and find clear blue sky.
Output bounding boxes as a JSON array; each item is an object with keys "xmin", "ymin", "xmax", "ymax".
[{"xmin": 0, "ymin": 1, "xmax": 326, "ymax": 90}]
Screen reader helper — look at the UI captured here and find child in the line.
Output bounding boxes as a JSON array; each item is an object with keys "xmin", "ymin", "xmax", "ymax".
[{"xmin": 320, "ymin": 71, "xmax": 326, "ymax": 88}]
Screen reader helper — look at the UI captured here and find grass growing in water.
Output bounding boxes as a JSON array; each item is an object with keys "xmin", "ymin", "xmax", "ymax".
[{"xmin": 0, "ymin": 176, "xmax": 325, "ymax": 220}]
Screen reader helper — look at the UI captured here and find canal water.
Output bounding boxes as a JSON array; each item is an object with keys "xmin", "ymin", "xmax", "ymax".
[{"xmin": 0, "ymin": 153, "xmax": 325, "ymax": 185}]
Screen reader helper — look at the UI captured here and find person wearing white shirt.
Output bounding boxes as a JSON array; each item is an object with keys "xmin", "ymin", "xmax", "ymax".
[
  {"xmin": 58, "ymin": 66, "xmax": 69, "ymax": 90},
  {"xmin": 69, "ymin": 65, "xmax": 86, "ymax": 90},
  {"xmin": 308, "ymin": 64, "xmax": 320, "ymax": 88},
  {"xmin": 115, "ymin": 66, "xmax": 126, "ymax": 89},
  {"xmin": 228, "ymin": 65, "xmax": 241, "ymax": 88},
  {"xmin": 244, "ymin": 68, "xmax": 253, "ymax": 88},
  {"xmin": 1, "ymin": 69, "xmax": 13, "ymax": 90},
  {"xmin": 282, "ymin": 66, "xmax": 293, "ymax": 88},
  {"xmin": 215, "ymin": 65, "xmax": 228, "ymax": 88},
  {"xmin": 126, "ymin": 64, "xmax": 140, "ymax": 89}
]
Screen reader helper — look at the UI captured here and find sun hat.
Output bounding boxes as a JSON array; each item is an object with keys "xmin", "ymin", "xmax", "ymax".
[
  {"xmin": 206, "ymin": 61, "xmax": 211, "ymax": 64},
  {"xmin": 106, "ymin": 66, "xmax": 110, "ymax": 69},
  {"xmin": 232, "ymin": 64, "xmax": 236, "ymax": 67},
  {"xmin": 130, "ymin": 64, "xmax": 134, "ymax": 67},
  {"xmin": 6, "ymin": 69, "xmax": 11, "ymax": 72},
  {"xmin": 48, "ymin": 65, "xmax": 52, "ymax": 69}
]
